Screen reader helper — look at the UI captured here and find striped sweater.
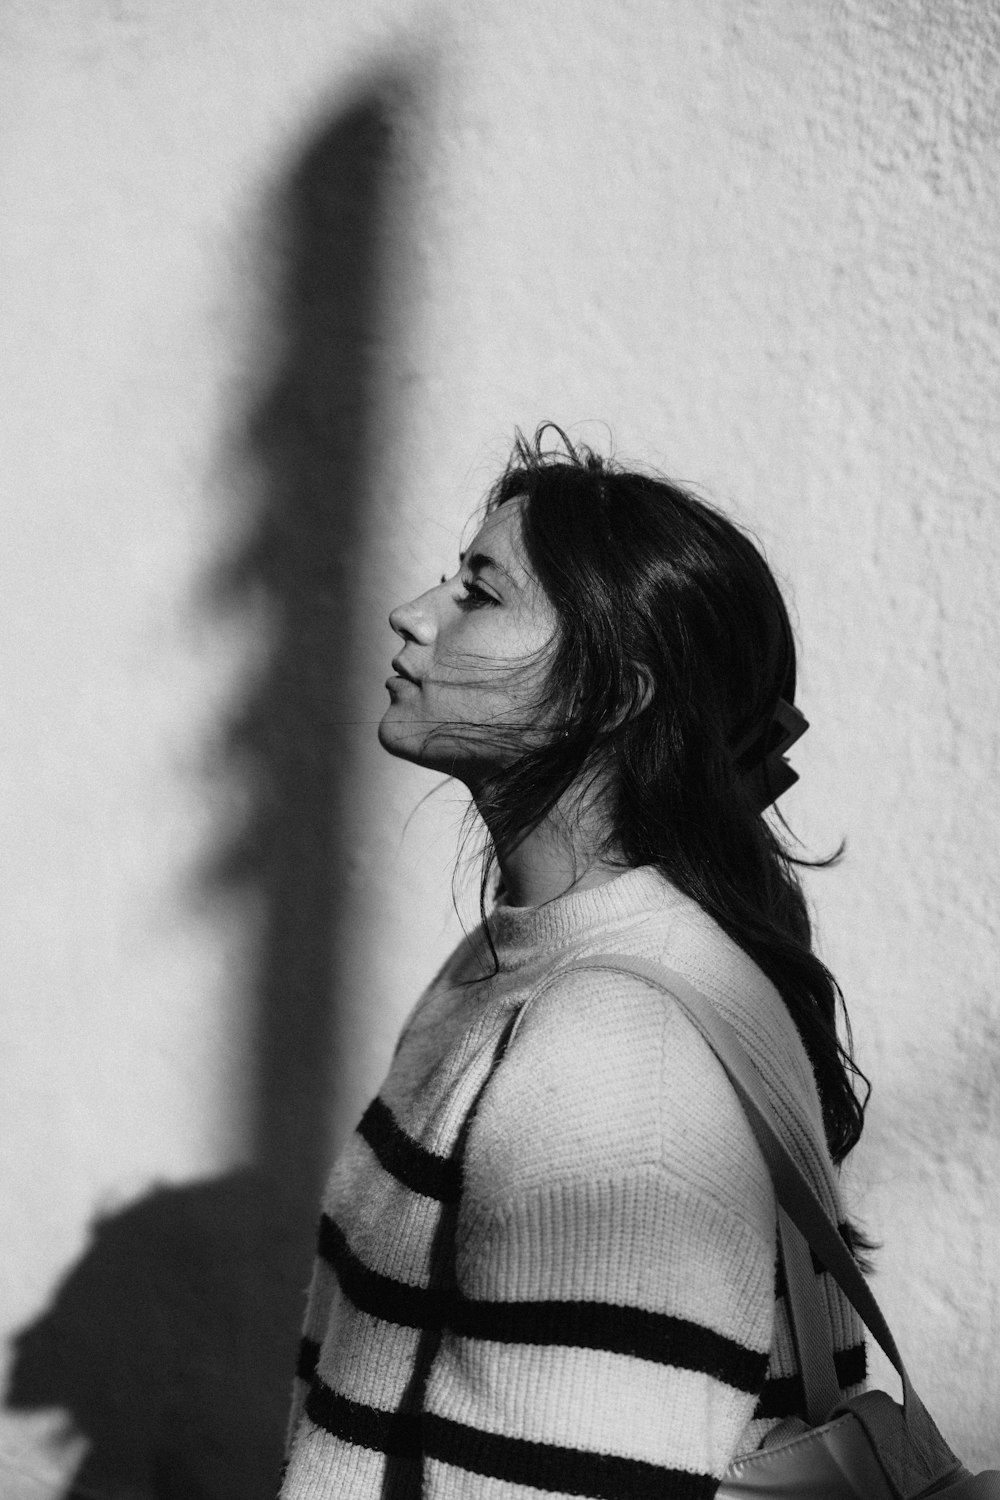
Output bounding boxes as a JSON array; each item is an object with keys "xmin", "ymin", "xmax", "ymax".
[{"xmin": 280, "ymin": 865, "xmax": 866, "ymax": 1499}]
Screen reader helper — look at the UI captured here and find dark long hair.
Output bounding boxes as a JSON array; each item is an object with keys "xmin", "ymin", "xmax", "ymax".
[{"xmin": 471, "ymin": 425, "xmax": 869, "ymax": 1168}]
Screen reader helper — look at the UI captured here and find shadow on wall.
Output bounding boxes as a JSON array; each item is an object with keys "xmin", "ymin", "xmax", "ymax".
[{"xmin": 4, "ymin": 73, "xmax": 414, "ymax": 1500}]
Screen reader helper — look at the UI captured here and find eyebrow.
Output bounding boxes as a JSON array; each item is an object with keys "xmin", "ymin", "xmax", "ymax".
[{"xmin": 459, "ymin": 550, "xmax": 520, "ymax": 588}]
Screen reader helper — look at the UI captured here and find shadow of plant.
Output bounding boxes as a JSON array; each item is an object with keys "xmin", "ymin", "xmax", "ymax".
[{"xmin": 4, "ymin": 70, "xmax": 415, "ymax": 1500}]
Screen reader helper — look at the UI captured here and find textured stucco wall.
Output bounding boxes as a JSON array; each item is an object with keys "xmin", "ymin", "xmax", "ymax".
[{"xmin": 2, "ymin": 1, "xmax": 998, "ymax": 1494}]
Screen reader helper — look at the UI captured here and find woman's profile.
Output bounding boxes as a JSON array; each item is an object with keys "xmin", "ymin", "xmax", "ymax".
[{"xmin": 279, "ymin": 426, "xmax": 870, "ymax": 1499}]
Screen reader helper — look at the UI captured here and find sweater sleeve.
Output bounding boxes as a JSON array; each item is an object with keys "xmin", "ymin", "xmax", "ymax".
[{"xmin": 419, "ymin": 972, "xmax": 778, "ymax": 1499}]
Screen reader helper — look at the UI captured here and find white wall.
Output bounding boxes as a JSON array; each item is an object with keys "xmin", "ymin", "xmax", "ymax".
[{"xmin": 3, "ymin": 1, "xmax": 998, "ymax": 1493}]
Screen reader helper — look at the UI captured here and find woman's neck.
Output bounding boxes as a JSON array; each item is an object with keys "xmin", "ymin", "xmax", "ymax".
[{"xmin": 486, "ymin": 797, "xmax": 627, "ymax": 909}]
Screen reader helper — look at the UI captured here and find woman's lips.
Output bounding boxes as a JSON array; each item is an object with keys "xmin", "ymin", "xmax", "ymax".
[{"xmin": 390, "ymin": 658, "xmax": 420, "ymax": 684}]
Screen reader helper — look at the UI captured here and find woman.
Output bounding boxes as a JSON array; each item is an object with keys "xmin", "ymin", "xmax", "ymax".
[{"xmin": 280, "ymin": 428, "xmax": 869, "ymax": 1499}]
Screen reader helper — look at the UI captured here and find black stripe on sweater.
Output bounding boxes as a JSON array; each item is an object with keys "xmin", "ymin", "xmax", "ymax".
[
  {"xmin": 450, "ymin": 1297, "xmax": 768, "ymax": 1391},
  {"xmin": 318, "ymin": 1213, "xmax": 768, "ymax": 1392},
  {"xmin": 305, "ymin": 1379, "xmax": 718, "ymax": 1500},
  {"xmin": 318, "ymin": 1214, "xmax": 452, "ymax": 1328},
  {"xmin": 357, "ymin": 1096, "xmax": 461, "ymax": 1203},
  {"xmin": 306, "ymin": 1378, "xmax": 420, "ymax": 1456},
  {"xmin": 423, "ymin": 1411, "xmax": 720, "ymax": 1500},
  {"xmin": 753, "ymin": 1342, "xmax": 867, "ymax": 1419}
]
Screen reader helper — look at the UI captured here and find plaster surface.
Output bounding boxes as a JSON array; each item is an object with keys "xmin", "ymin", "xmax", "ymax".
[{"xmin": 2, "ymin": 0, "xmax": 998, "ymax": 1493}]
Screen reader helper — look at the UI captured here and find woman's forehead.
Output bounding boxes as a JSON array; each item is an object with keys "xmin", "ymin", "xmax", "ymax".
[{"xmin": 464, "ymin": 498, "xmax": 531, "ymax": 576}]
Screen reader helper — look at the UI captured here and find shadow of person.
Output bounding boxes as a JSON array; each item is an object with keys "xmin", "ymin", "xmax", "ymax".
[
  {"xmin": 4, "ymin": 70, "xmax": 415, "ymax": 1500},
  {"xmin": 6, "ymin": 1172, "xmax": 304, "ymax": 1500}
]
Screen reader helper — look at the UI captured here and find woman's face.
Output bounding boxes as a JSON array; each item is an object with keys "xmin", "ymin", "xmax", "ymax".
[{"xmin": 379, "ymin": 498, "xmax": 558, "ymax": 789}]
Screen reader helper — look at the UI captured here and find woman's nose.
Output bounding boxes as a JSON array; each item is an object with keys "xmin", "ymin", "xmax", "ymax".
[{"xmin": 389, "ymin": 590, "xmax": 436, "ymax": 644}]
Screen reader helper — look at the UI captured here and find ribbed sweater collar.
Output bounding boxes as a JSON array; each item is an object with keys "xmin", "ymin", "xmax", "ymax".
[{"xmin": 485, "ymin": 865, "xmax": 674, "ymax": 971}]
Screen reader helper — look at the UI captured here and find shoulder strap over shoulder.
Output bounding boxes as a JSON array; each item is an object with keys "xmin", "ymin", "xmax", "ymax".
[
  {"xmin": 538, "ymin": 957, "xmax": 941, "ymax": 1435},
  {"xmin": 490, "ymin": 952, "xmax": 973, "ymax": 1491}
]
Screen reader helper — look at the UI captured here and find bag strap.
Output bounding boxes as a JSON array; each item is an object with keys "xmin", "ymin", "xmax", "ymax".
[
  {"xmin": 507, "ymin": 954, "xmax": 932, "ymax": 1428},
  {"xmin": 774, "ymin": 1201, "xmax": 842, "ymax": 1423}
]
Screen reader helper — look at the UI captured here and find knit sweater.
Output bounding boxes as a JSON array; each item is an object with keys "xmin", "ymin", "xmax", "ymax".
[{"xmin": 280, "ymin": 865, "xmax": 866, "ymax": 1499}]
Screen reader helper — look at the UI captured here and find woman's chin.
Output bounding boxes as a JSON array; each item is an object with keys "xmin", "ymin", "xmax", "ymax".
[
  {"xmin": 377, "ymin": 713, "xmax": 419, "ymax": 762},
  {"xmin": 377, "ymin": 716, "xmax": 480, "ymax": 787},
  {"xmin": 378, "ymin": 712, "xmax": 441, "ymax": 769}
]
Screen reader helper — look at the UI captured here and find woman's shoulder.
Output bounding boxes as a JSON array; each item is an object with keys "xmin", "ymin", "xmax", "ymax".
[
  {"xmin": 566, "ymin": 880, "xmax": 822, "ymax": 1122},
  {"xmin": 466, "ymin": 939, "xmax": 776, "ymax": 1241},
  {"xmin": 466, "ymin": 875, "xmax": 834, "ymax": 1231}
]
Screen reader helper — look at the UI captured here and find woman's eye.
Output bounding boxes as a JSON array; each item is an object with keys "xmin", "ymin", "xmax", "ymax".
[
  {"xmin": 456, "ymin": 578, "xmax": 496, "ymax": 609},
  {"xmin": 439, "ymin": 570, "xmax": 496, "ymax": 608}
]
